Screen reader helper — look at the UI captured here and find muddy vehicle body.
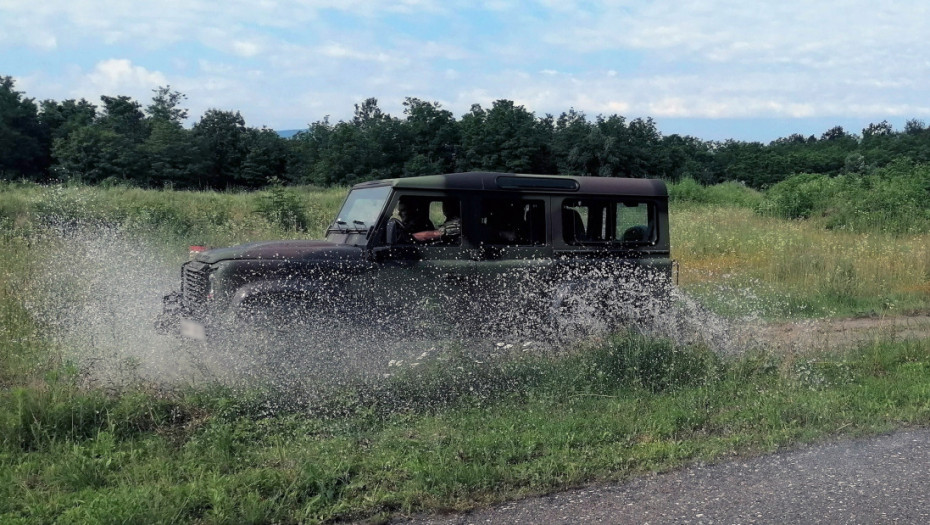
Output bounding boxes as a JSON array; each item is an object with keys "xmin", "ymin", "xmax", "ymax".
[{"xmin": 157, "ymin": 172, "xmax": 672, "ymax": 340}]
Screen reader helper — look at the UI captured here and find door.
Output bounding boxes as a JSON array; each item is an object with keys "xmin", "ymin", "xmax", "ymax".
[
  {"xmin": 365, "ymin": 193, "xmax": 476, "ymax": 335},
  {"xmin": 470, "ymin": 195, "xmax": 554, "ymax": 337}
]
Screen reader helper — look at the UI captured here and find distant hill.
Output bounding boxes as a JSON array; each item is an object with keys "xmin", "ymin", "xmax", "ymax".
[{"xmin": 276, "ymin": 129, "xmax": 302, "ymax": 138}]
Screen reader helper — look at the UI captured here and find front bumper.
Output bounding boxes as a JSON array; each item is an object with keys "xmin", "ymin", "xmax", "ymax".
[{"xmin": 155, "ymin": 291, "xmax": 207, "ymax": 340}]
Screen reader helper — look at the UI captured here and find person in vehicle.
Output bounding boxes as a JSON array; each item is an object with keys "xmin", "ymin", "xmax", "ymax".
[
  {"xmin": 390, "ymin": 197, "xmax": 435, "ymax": 243},
  {"xmin": 411, "ymin": 200, "xmax": 461, "ymax": 243}
]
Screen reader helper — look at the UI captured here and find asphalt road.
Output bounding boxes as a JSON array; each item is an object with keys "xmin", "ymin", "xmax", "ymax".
[{"xmin": 397, "ymin": 427, "xmax": 930, "ymax": 524}]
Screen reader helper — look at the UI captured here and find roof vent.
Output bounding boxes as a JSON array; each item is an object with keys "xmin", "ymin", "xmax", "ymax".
[{"xmin": 496, "ymin": 176, "xmax": 579, "ymax": 191}]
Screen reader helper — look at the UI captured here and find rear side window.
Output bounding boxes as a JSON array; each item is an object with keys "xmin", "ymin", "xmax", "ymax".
[
  {"xmin": 562, "ymin": 199, "xmax": 656, "ymax": 245},
  {"xmin": 479, "ymin": 198, "xmax": 546, "ymax": 246},
  {"xmin": 616, "ymin": 202, "xmax": 653, "ymax": 243}
]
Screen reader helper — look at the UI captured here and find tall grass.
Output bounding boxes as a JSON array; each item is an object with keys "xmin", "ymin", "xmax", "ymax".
[
  {"xmin": 0, "ymin": 181, "xmax": 347, "ymax": 256},
  {"xmin": 674, "ymin": 204, "xmax": 930, "ymax": 318}
]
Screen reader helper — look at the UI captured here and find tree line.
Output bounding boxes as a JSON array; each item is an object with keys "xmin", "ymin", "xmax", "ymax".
[{"xmin": 3, "ymin": 74, "xmax": 930, "ymax": 190}]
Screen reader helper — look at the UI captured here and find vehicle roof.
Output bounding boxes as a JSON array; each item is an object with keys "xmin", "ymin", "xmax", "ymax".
[{"xmin": 350, "ymin": 172, "xmax": 668, "ymax": 197}]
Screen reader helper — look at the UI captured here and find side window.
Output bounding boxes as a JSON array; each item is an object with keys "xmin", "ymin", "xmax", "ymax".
[
  {"xmin": 387, "ymin": 196, "xmax": 461, "ymax": 245},
  {"xmin": 561, "ymin": 199, "xmax": 656, "ymax": 245},
  {"xmin": 616, "ymin": 202, "xmax": 654, "ymax": 243},
  {"xmin": 479, "ymin": 199, "xmax": 545, "ymax": 246},
  {"xmin": 562, "ymin": 199, "xmax": 610, "ymax": 244}
]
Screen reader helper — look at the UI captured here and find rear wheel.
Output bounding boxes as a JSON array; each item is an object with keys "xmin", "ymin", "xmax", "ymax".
[{"xmin": 548, "ymin": 281, "xmax": 610, "ymax": 341}]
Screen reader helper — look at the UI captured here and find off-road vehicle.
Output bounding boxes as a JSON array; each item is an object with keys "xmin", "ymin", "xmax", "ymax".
[{"xmin": 157, "ymin": 172, "xmax": 672, "ymax": 340}]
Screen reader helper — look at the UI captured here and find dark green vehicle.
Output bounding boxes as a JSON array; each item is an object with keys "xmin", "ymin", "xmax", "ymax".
[{"xmin": 157, "ymin": 172, "xmax": 672, "ymax": 340}]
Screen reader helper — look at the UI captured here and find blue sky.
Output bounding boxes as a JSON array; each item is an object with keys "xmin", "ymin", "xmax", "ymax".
[{"xmin": 3, "ymin": 0, "xmax": 929, "ymax": 142}]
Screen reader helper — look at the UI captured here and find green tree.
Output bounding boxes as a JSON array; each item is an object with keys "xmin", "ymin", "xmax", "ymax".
[
  {"xmin": 98, "ymin": 95, "xmax": 147, "ymax": 143},
  {"xmin": 142, "ymin": 120, "xmax": 205, "ymax": 188},
  {"xmin": 589, "ymin": 114, "xmax": 631, "ymax": 177},
  {"xmin": 38, "ymin": 98, "xmax": 96, "ymax": 143},
  {"xmin": 291, "ymin": 116, "xmax": 380, "ymax": 186},
  {"xmin": 624, "ymin": 117, "xmax": 663, "ymax": 178},
  {"xmin": 658, "ymin": 134, "xmax": 715, "ymax": 182},
  {"xmin": 290, "ymin": 117, "xmax": 334, "ymax": 185},
  {"xmin": 352, "ymin": 97, "xmax": 410, "ymax": 180},
  {"xmin": 552, "ymin": 109, "xmax": 596, "ymax": 176},
  {"xmin": 457, "ymin": 100, "xmax": 549, "ymax": 173},
  {"xmin": 192, "ymin": 109, "xmax": 248, "ymax": 188},
  {"xmin": 240, "ymin": 128, "xmax": 291, "ymax": 187},
  {"xmin": 711, "ymin": 140, "xmax": 790, "ymax": 188},
  {"xmin": 52, "ymin": 125, "xmax": 139, "ymax": 183},
  {"xmin": 402, "ymin": 97, "xmax": 459, "ymax": 175},
  {"xmin": 0, "ymin": 76, "xmax": 44, "ymax": 178},
  {"xmin": 862, "ymin": 120, "xmax": 893, "ymax": 138},
  {"xmin": 820, "ymin": 126, "xmax": 850, "ymax": 141},
  {"xmin": 860, "ymin": 120, "xmax": 897, "ymax": 169},
  {"xmin": 146, "ymin": 86, "xmax": 188, "ymax": 124}
]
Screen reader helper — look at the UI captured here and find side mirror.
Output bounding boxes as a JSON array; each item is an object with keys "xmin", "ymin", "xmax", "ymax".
[{"xmin": 386, "ymin": 219, "xmax": 400, "ymax": 244}]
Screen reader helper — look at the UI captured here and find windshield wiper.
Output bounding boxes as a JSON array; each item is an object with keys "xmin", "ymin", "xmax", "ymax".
[
  {"xmin": 327, "ymin": 219, "xmax": 369, "ymax": 234},
  {"xmin": 349, "ymin": 220, "xmax": 369, "ymax": 232},
  {"xmin": 327, "ymin": 219, "xmax": 349, "ymax": 233}
]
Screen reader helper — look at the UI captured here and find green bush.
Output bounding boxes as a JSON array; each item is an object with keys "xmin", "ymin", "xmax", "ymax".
[
  {"xmin": 756, "ymin": 172, "xmax": 836, "ymax": 219},
  {"xmin": 756, "ymin": 161, "xmax": 930, "ymax": 233},
  {"xmin": 827, "ymin": 161, "xmax": 930, "ymax": 234},
  {"xmin": 256, "ymin": 178, "xmax": 309, "ymax": 232},
  {"xmin": 669, "ymin": 178, "xmax": 762, "ymax": 208}
]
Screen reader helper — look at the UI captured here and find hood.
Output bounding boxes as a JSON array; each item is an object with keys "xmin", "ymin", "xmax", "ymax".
[{"xmin": 193, "ymin": 240, "xmax": 365, "ymax": 264}]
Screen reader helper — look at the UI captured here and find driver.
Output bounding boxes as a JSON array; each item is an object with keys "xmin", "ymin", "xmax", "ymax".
[{"xmin": 392, "ymin": 197, "xmax": 434, "ymax": 243}]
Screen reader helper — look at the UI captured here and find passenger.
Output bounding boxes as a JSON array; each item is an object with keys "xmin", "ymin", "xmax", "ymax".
[{"xmin": 412, "ymin": 200, "xmax": 461, "ymax": 243}]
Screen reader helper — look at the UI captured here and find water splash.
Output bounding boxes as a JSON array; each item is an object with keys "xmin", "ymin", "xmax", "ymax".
[{"xmin": 23, "ymin": 222, "xmax": 764, "ymax": 397}]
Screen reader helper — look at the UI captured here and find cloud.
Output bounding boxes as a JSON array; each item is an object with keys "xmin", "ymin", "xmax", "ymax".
[
  {"xmin": 3, "ymin": 0, "xmax": 930, "ymax": 135},
  {"xmin": 544, "ymin": 0, "xmax": 930, "ymax": 69},
  {"xmin": 317, "ymin": 43, "xmax": 395, "ymax": 64},
  {"xmin": 86, "ymin": 59, "xmax": 168, "ymax": 95}
]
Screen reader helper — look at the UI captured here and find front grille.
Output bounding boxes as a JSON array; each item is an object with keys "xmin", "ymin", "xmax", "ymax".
[{"xmin": 181, "ymin": 261, "xmax": 211, "ymax": 313}]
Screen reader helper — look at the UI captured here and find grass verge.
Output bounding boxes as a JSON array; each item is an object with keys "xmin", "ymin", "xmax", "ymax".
[{"xmin": 2, "ymin": 333, "xmax": 929, "ymax": 524}]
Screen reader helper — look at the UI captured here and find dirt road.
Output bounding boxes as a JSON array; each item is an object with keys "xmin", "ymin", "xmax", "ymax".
[
  {"xmin": 758, "ymin": 313, "xmax": 930, "ymax": 351},
  {"xmin": 399, "ymin": 427, "xmax": 930, "ymax": 524}
]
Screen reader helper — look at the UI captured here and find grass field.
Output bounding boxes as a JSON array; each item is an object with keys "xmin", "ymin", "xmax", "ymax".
[
  {"xmin": 675, "ymin": 204, "xmax": 930, "ymax": 318},
  {"xmin": 1, "ymin": 181, "xmax": 929, "ymax": 523}
]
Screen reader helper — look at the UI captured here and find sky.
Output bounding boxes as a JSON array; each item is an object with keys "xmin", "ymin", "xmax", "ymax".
[{"xmin": 3, "ymin": 0, "xmax": 930, "ymax": 142}]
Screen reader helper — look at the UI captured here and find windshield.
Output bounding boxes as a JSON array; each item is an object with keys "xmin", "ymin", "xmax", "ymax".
[{"xmin": 329, "ymin": 186, "xmax": 391, "ymax": 233}]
